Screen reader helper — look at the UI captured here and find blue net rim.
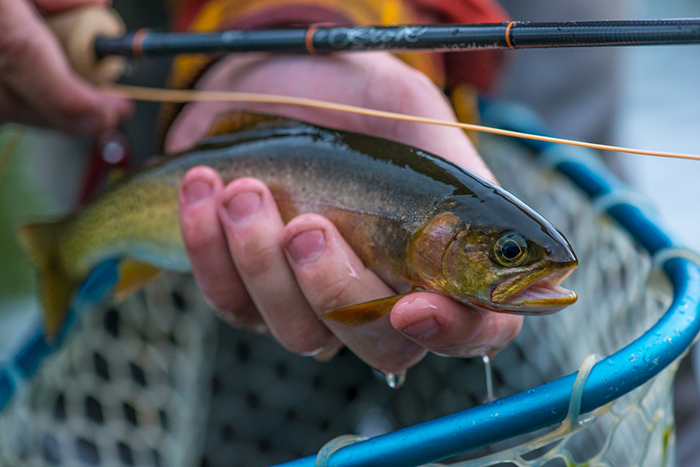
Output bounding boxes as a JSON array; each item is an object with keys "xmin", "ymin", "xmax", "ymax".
[{"xmin": 276, "ymin": 101, "xmax": 700, "ymax": 467}]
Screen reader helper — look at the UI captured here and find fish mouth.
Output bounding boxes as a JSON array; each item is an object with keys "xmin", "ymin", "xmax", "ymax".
[{"xmin": 490, "ymin": 266, "xmax": 577, "ymax": 314}]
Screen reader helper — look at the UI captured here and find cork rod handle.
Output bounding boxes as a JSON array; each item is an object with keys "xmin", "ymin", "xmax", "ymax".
[{"xmin": 46, "ymin": 6, "xmax": 127, "ymax": 84}]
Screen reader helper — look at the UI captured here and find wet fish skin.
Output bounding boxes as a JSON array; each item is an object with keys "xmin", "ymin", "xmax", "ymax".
[{"xmin": 18, "ymin": 112, "xmax": 578, "ymax": 338}]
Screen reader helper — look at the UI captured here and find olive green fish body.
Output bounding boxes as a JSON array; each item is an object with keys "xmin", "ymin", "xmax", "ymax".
[{"xmin": 19, "ymin": 112, "xmax": 578, "ymax": 337}]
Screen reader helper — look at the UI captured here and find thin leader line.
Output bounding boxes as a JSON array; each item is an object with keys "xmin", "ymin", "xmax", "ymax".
[{"xmin": 101, "ymin": 83, "xmax": 700, "ymax": 162}]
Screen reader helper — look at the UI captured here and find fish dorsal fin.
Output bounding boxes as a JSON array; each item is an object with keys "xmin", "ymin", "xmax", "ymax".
[{"xmin": 202, "ymin": 111, "xmax": 297, "ymax": 139}]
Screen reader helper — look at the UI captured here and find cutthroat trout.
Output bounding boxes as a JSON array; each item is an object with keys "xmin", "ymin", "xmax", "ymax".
[{"xmin": 19, "ymin": 111, "xmax": 578, "ymax": 338}]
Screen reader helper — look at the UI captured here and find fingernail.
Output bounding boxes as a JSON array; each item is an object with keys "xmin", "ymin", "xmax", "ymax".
[
  {"xmin": 400, "ymin": 317, "xmax": 439, "ymax": 340},
  {"xmin": 183, "ymin": 180, "xmax": 212, "ymax": 204},
  {"xmin": 225, "ymin": 192, "xmax": 261, "ymax": 222},
  {"xmin": 286, "ymin": 229, "xmax": 325, "ymax": 264}
]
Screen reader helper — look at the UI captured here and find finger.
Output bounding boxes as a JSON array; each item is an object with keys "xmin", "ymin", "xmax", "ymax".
[
  {"xmin": 0, "ymin": 86, "xmax": 49, "ymax": 126},
  {"xmin": 390, "ymin": 293, "xmax": 523, "ymax": 358},
  {"xmin": 179, "ymin": 167, "xmax": 263, "ymax": 332},
  {"xmin": 0, "ymin": 83, "xmax": 130, "ymax": 132},
  {"xmin": 0, "ymin": 0, "xmax": 132, "ymax": 134},
  {"xmin": 218, "ymin": 178, "xmax": 339, "ymax": 356},
  {"xmin": 283, "ymin": 214, "xmax": 426, "ymax": 374}
]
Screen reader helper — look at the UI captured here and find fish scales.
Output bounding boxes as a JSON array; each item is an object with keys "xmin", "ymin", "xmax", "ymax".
[
  {"xmin": 18, "ymin": 111, "xmax": 579, "ymax": 338},
  {"xmin": 114, "ymin": 127, "xmax": 462, "ymax": 288}
]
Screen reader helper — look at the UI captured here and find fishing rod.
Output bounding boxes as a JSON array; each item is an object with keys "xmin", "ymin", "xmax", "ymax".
[
  {"xmin": 43, "ymin": 7, "xmax": 700, "ymax": 161},
  {"xmin": 95, "ymin": 19, "xmax": 700, "ymax": 58},
  {"xmin": 49, "ymin": 8, "xmax": 700, "ymax": 84}
]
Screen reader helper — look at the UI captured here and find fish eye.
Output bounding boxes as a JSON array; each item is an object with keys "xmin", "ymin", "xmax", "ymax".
[{"xmin": 493, "ymin": 233, "xmax": 528, "ymax": 267}]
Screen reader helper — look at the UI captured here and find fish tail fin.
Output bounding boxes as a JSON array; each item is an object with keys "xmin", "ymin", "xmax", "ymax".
[{"xmin": 16, "ymin": 219, "xmax": 79, "ymax": 340}]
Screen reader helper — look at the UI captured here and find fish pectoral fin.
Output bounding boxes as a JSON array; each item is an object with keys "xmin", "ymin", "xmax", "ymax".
[
  {"xmin": 321, "ymin": 294, "xmax": 410, "ymax": 326},
  {"xmin": 113, "ymin": 259, "xmax": 163, "ymax": 301}
]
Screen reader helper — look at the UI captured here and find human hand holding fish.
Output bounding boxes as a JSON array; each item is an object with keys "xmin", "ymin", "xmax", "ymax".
[{"xmin": 165, "ymin": 52, "xmax": 567, "ymax": 375}]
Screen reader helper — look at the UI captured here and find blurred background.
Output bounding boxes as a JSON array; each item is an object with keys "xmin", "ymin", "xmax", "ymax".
[{"xmin": 1, "ymin": 0, "xmax": 700, "ymax": 464}]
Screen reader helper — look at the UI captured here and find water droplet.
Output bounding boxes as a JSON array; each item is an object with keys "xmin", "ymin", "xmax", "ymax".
[
  {"xmin": 385, "ymin": 372, "xmax": 406, "ymax": 389},
  {"xmin": 482, "ymin": 354, "xmax": 495, "ymax": 402}
]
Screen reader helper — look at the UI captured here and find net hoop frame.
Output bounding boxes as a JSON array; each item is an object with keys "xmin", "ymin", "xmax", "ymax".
[{"xmin": 273, "ymin": 100, "xmax": 700, "ymax": 467}]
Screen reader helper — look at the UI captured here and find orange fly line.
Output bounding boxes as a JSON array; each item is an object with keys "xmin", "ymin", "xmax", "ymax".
[{"xmin": 102, "ymin": 83, "xmax": 700, "ymax": 162}]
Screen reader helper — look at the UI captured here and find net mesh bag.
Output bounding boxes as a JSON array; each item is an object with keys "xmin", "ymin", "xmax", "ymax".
[{"xmin": 0, "ymin": 104, "xmax": 685, "ymax": 466}]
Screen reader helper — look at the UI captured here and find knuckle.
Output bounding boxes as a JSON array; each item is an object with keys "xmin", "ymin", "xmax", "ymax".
[
  {"xmin": 233, "ymin": 240, "xmax": 280, "ymax": 279},
  {"xmin": 307, "ymin": 275, "xmax": 358, "ymax": 311}
]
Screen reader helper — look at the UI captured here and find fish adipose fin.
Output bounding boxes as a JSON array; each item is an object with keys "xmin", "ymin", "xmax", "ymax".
[
  {"xmin": 17, "ymin": 219, "xmax": 80, "ymax": 340},
  {"xmin": 321, "ymin": 294, "xmax": 410, "ymax": 325},
  {"xmin": 113, "ymin": 259, "xmax": 163, "ymax": 301},
  {"xmin": 202, "ymin": 111, "xmax": 297, "ymax": 139}
]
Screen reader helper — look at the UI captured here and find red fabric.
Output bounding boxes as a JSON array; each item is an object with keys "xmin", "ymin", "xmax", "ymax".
[
  {"xmin": 410, "ymin": 0, "xmax": 508, "ymax": 23},
  {"xmin": 172, "ymin": 0, "xmax": 209, "ymax": 31},
  {"xmin": 409, "ymin": 0, "xmax": 510, "ymax": 92},
  {"xmin": 219, "ymin": 6, "xmax": 351, "ymax": 30}
]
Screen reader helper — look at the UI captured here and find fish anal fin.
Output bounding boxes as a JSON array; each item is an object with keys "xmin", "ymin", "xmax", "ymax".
[
  {"xmin": 321, "ymin": 294, "xmax": 409, "ymax": 326},
  {"xmin": 203, "ymin": 111, "xmax": 295, "ymax": 139},
  {"xmin": 113, "ymin": 259, "xmax": 163, "ymax": 301}
]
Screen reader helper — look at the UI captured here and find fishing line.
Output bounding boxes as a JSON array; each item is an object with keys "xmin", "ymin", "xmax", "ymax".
[{"xmin": 102, "ymin": 83, "xmax": 700, "ymax": 162}]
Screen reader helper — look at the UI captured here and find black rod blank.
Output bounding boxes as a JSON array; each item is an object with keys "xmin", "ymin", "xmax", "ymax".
[{"xmin": 94, "ymin": 19, "xmax": 700, "ymax": 58}]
